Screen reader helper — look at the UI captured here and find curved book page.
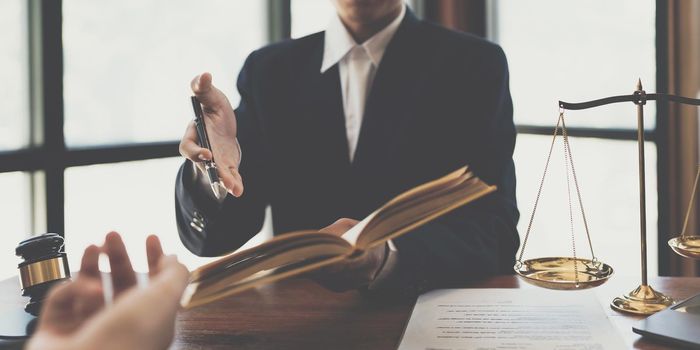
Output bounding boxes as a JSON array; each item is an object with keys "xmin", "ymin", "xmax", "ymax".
[{"xmin": 182, "ymin": 232, "xmax": 352, "ymax": 308}]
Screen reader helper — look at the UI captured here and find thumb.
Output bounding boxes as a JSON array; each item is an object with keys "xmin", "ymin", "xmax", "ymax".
[
  {"xmin": 38, "ymin": 281, "xmax": 78, "ymax": 331},
  {"xmin": 191, "ymin": 72, "xmax": 213, "ymax": 95},
  {"xmin": 190, "ymin": 72, "xmax": 224, "ymax": 109},
  {"xmin": 190, "ymin": 72, "xmax": 232, "ymax": 115}
]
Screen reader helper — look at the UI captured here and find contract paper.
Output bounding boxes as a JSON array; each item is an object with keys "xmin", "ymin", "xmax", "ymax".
[{"xmin": 398, "ymin": 288, "xmax": 626, "ymax": 350}]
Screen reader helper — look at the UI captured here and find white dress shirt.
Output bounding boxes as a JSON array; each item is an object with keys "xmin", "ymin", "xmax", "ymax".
[
  {"xmin": 321, "ymin": 6, "xmax": 406, "ymax": 287},
  {"xmin": 321, "ymin": 5, "xmax": 406, "ymax": 162}
]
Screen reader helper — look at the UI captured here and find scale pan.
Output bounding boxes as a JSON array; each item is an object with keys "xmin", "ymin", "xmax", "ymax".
[
  {"xmin": 668, "ymin": 236, "xmax": 700, "ymax": 259},
  {"xmin": 514, "ymin": 257, "xmax": 614, "ymax": 290}
]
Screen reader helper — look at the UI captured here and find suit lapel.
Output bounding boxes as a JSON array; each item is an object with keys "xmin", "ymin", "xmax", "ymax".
[
  {"xmin": 352, "ymin": 11, "xmax": 424, "ymax": 170},
  {"xmin": 292, "ymin": 34, "xmax": 351, "ymax": 171}
]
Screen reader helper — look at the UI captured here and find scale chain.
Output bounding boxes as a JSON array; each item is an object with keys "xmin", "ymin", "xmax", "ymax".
[
  {"xmin": 561, "ymin": 116, "xmax": 598, "ymax": 262},
  {"xmin": 517, "ymin": 113, "xmax": 563, "ymax": 264},
  {"xmin": 562, "ymin": 114, "xmax": 580, "ymax": 284},
  {"xmin": 680, "ymin": 165, "xmax": 700, "ymax": 238},
  {"xmin": 516, "ymin": 110, "xmax": 599, "ymax": 277}
]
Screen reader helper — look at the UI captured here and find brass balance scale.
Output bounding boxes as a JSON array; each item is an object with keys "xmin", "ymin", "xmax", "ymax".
[{"xmin": 515, "ymin": 80, "xmax": 700, "ymax": 315}]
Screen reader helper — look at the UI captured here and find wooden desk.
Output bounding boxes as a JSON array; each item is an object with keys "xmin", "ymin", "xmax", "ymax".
[
  {"xmin": 173, "ymin": 275, "xmax": 700, "ymax": 350},
  {"xmin": 1, "ymin": 275, "xmax": 699, "ymax": 349}
]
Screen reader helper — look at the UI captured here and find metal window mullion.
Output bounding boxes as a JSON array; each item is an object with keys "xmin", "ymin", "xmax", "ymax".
[
  {"xmin": 485, "ymin": 0, "xmax": 498, "ymax": 41},
  {"xmin": 267, "ymin": 0, "xmax": 290, "ymax": 43},
  {"xmin": 517, "ymin": 125, "xmax": 655, "ymax": 142},
  {"xmin": 0, "ymin": 142, "xmax": 180, "ymax": 172},
  {"xmin": 409, "ymin": 0, "xmax": 426, "ymax": 19},
  {"xmin": 29, "ymin": 0, "xmax": 66, "ymax": 236},
  {"xmin": 655, "ymin": 0, "xmax": 671, "ymax": 276},
  {"xmin": 27, "ymin": 0, "xmax": 45, "ymax": 234}
]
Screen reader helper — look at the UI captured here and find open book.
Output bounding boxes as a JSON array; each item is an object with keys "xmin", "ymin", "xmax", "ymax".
[{"xmin": 180, "ymin": 166, "xmax": 496, "ymax": 309}]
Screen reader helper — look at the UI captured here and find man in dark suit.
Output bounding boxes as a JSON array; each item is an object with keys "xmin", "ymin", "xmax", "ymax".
[{"xmin": 176, "ymin": 0, "xmax": 519, "ymax": 294}]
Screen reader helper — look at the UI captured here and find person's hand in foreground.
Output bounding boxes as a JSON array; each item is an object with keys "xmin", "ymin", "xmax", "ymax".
[
  {"xmin": 26, "ymin": 232, "xmax": 189, "ymax": 350},
  {"xmin": 309, "ymin": 218, "xmax": 388, "ymax": 292},
  {"xmin": 179, "ymin": 72, "xmax": 243, "ymax": 197}
]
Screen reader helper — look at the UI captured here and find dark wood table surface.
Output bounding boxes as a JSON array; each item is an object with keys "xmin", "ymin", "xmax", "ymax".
[
  {"xmin": 2, "ymin": 274, "xmax": 699, "ymax": 349},
  {"xmin": 173, "ymin": 275, "xmax": 700, "ymax": 350}
]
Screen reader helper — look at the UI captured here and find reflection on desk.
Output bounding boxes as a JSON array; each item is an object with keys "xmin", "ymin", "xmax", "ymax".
[{"xmin": 2, "ymin": 274, "xmax": 699, "ymax": 349}]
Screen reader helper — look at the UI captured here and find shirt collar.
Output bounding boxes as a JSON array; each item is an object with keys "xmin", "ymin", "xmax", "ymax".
[{"xmin": 320, "ymin": 4, "xmax": 406, "ymax": 73}]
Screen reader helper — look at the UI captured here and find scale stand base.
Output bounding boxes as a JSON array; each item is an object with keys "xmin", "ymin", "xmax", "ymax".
[{"xmin": 611, "ymin": 284, "xmax": 674, "ymax": 315}]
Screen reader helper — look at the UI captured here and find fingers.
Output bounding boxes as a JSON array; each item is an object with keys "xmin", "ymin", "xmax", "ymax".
[
  {"xmin": 79, "ymin": 244, "xmax": 101, "ymax": 280},
  {"xmin": 80, "ymin": 255, "xmax": 189, "ymax": 350},
  {"xmin": 309, "ymin": 245, "xmax": 386, "ymax": 292},
  {"xmin": 180, "ymin": 125, "xmax": 243, "ymax": 197},
  {"xmin": 152, "ymin": 255, "xmax": 190, "ymax": 294},
  {"xmin": 146, "ymin": 235, "xmax": 164, "ymax": 277},
  {"xmin": 138, "ymin": 255, "xmax": 190, "ymax": 306},
  {"xmin": 104, "ymin": 232, "xmax": 137, "ymax": 298},
  {"xmin": 230, "ymin": 167, "xmax": 244, "ymax": 197},
  {"xmin": 179, "ymin": 121, "xmax": 243, "ymax": 197},
  {"xmin": 218, "ymin": 165, "xmax": 244, "ymax": 197},
  {"xmin": 179, "ymin": 121, "xmax": 213, "ymax": 162}
]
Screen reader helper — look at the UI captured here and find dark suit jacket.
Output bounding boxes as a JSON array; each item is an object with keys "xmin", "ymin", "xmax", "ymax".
[{"xmin": 175, "ymin": 10, "xmax": 519, "ymax": 294}]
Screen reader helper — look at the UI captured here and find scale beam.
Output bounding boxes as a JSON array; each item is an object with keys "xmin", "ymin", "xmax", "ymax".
[{"xmin": 559, "ymin": 93, "xmax": 700, "ymax": 110}]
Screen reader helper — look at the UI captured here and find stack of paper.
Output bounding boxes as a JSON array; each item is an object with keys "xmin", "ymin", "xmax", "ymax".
[{"xmin": 399, "ymin": 288, "xmax": 626, "ymax": 350}]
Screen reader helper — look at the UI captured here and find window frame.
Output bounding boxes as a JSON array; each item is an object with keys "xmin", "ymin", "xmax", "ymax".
[{"xmin": 0, "ymin": 0, "xmax": 289, "ymax": 235}]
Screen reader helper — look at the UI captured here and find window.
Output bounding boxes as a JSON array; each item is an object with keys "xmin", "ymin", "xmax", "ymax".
[
  {"xmin": 491, "ymin": 0, "xmax": 658, "ymax": 276},
  {"xmin": 63, "ymin": 0, "xmax": 267, "ymax": 146},
  {"xmin": 64, "ymin": 158, "xmax": 217, "ymax": 270},
  {"xmin": 291, "ymin": 0, "xmax": 335, "ymax": 38},
  {"xmin": 514, "ymin": 135, "xmax": 658, "ymax": 276},
  {"xmin": 0, "ymin": 0, "xmax": 29, "ymax": 150},
  {"xmin": 0, "ymin": 173, "xmax": 32, "ymax": 279},
  {"xmin": 0, "ymin": 0, "xmax": 31, "ymax": 280},
  {"xmin": 493, "ymin": 0, "xmax": 656, "ymax": 129},
  {"xmin": 59, "ymin": 0, "xmax": 267, "ymax": 270},
  {"xmin": 0, "ymin": 1, "xmax": 274, "ymax": 277}
]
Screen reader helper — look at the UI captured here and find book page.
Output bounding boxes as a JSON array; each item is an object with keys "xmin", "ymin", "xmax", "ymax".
[
  {"xmin": 342, "ymin": 167, "xmax": 494, "ymax": 249},
  {"xmin": 399, "ymin": 288, "xmax": 626, "ymax": 350},
  {"xmin": 341, "ymin": 211, "xmax": 377, "ymax": 246}
]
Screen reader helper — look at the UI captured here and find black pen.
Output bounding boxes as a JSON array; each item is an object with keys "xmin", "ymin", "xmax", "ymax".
[{"xmin": 191, "ymin": 96, "xmax": 225, "ymax": 199}]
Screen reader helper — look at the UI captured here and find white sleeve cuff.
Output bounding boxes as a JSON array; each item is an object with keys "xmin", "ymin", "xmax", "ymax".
[{"xmin": 368, "ymin": 239, "xmax": 399, "ymax": 290}]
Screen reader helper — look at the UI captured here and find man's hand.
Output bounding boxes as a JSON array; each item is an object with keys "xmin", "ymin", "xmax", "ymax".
[
  {"xmin": 179, "ymin": 72, "xmax": 243, "ymax": 197},
  {"xmin": 310, "ymin": 218, "xmax": 388, "ymax": 292},
  {"xmin": 26, "ymin": 232, "xmax": 189, "ymax": 350}
]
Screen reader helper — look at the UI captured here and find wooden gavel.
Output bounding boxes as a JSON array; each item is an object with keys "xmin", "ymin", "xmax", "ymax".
[{"xmin": 15, "ymin": 233, "xmax": 71, "ymax": 316}]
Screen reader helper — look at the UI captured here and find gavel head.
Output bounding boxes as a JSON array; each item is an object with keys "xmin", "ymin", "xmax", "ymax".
[{"xmin": 15, "ymin": 233, "xmax": 71, "ymax": 316}]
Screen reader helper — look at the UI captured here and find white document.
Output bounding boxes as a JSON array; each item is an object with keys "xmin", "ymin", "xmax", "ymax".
[{"xmin": 399, "ymin": 288, "xmax": 626, "ymax": 350}]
